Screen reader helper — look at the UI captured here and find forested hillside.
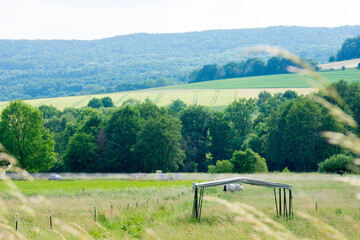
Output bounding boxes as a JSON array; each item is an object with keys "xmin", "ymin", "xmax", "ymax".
[{"xmin": 1, "ymin": 25, "xmax": 360, "ymax": 101}]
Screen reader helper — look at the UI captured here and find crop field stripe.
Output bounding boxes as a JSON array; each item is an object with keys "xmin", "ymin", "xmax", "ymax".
[
  {"xmin": 114, "ymin": 94, "xmax": 128, "ymax": 106},
  {"xmin": 210, "ymin": 91, "xmax": 215, "ymax": 105},
  {"xmin": 210, "ymin": 90, "xmax": 220, "ymax": 105},
  {"xmin": 154, "ymin": 92, "xmax": 163, "ymax": 104},
  {"xmin": 71, "ymin": 96, "xmax": 93, "ymax": 108},
  {"xmin": 215, "ymin": 90, "xmax": 220, "ymax": 105},
  {"xmin": 192, "ymin": 91, "xmax": 198, "ymax": 105}
]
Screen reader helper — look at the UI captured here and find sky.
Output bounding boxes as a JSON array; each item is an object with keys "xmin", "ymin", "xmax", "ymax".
[{"xmin": 1, "ymin": 0, "xmax": 360, "ymax": 40}]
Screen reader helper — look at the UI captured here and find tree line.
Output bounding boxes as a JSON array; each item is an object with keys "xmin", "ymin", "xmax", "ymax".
[
  {"xmin": 1, "ymin": 80, "xmax": 359, "ymax": 173},
  {"xmin": 187, "ymin": 57, "xmax": 319, "ymax": 83},
  {"xmin": 329, "ymin": 34, "xmax": 360, "ymax": 62}
]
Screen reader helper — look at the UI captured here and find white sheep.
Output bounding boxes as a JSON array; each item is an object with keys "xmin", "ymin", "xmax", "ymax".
[{"xmin": 224, "ymin": 184, "xmax": 244, "ymax": 192}]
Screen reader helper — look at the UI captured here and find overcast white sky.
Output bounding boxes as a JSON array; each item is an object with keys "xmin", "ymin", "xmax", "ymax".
[{"xmin": 1, "ymin": 0, "xmax": 359, "ymax": 40}]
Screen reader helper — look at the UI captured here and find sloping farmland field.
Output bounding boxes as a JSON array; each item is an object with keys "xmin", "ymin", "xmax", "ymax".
[
  {"xmin": 0, "ymin": 88, "xmax": 316, "ymax": 111},
  {"xmin": 319, "ymin": 58, "xmax": 360, "ymax": 70},
  {"xmin": 1, "ymin": 69, "xmax": 359, "ymax": 111},
  {"xmin": 161, "ymin": 69, "xmax": 360, "ymax": 90}
]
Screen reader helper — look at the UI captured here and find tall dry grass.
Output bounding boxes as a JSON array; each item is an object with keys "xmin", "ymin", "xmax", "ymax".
[{"xmin": 0, "ymin": 144, "xmax": 94, "ymax": 240}]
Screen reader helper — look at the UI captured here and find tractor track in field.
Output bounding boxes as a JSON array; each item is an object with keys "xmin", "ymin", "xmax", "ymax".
[
  {"xmin": 154, "ymin": 92, "xmax": 164, "ymax": 104},
  {"xmin": 114, "ymin": 94, "xmax": 128, "ymax": 106},
  {"xmin": 71, "ymin": 96, "xmax": 93, "ymax": 108},
  {"xmin": 192, "ymin": 91, "xmax": 198, "ymax": 105},
  {"xmin": 210, "ymin": 90, "xmax": 220, "ymax": 105}
]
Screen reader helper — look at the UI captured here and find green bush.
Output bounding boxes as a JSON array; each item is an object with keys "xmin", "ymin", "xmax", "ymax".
[
  {"xmin": 207, "ymin": 160, "xmax": 233, "ymax": 173},
  {"xmin": 231, "ymin": 148, "xmax": 268, "ymax": 173},
  {"xmin": 318, "ymin": 154, "xmax": 353, "ymax": 173},
  {"xmin": 282, "ymin": 167, "xmax": 290, "ymax": 173},
  {"xmin": 87, "ymin": 98, "xmax": 103, "ymax": 108},
  {"xmin": 329, "ymin": 55, "xmax": 336, "ymax": 62}
]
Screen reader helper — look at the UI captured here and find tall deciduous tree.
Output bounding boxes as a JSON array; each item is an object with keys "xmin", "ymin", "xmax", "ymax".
[
  {"xmin": 231, "ymin": 148, "xmax": 268, "ymax": 173},
  {"xmin": 180, "ymin": 105, "xmax": 213, "ymax": 172},
  {"xmin": 225, "ymin": 98, "xmax": 258, "ymax": 150},
  {"xmin": 101, "ymin": 97, "xmax": 114, "ymax": 108},
  {"xmin": 87, "ymin": 98, "xmax": 103, "ymax": 108},
  {"xmin": 208, "ymin": 111, "xmax": 232, "ymax": 162},
  {"xmin": 0, "ymin": 100, "xmax": 56, "ymax": 172},
  {"xmin": 133, "ymin": 115, "xmax": 184, "ymax": 172},
  {"xmin": 168, "ymin": 99, "xmax": 187, "ymax": 114},
  {"xmin": 105, "ymin": 105, "xmax": 142, "ymax": 172},
  {"xmin": 39, "ymin": 105, "xmax": 61, "ymax": 119},
  {"xmin": 265, "ymin": 97, "xmax": 343, "ymax": 171},
  {"xmin": 64, "ymin": 133, "xmax": 98, "ymax": 172},
  {"xmin": 336, "ymin": 35, "xmax": 360, "ymax": 61}
]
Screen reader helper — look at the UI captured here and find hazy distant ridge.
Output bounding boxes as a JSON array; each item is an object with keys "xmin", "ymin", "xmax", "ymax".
[{"xmin": 0, "ymin": 25, "xmax": 359, "ymax": 101}]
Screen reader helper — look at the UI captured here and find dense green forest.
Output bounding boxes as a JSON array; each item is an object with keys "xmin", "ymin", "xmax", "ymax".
[
  {"xmin": 1, "ymin": 80, "xmax": 359, "ymax": 174},
  {"xmin": 1, "ymin": 26, "xmax": 360, "ymax": 101},
  {"xmin": 187, "ymin": 57, "xmax": 318, "ymax": 83},
  {"xmin": 330, "ymin": 34, "xmax": 360, "ymax": 61}
]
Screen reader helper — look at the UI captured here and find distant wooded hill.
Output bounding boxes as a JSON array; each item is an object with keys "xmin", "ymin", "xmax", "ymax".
[
  {"xmin": 330, "ymin": 35, "xmax": 360, "ymax": 62},
  {"xmin": 1, "ymin": 25, "xmax": 360, "ymax": 101}
]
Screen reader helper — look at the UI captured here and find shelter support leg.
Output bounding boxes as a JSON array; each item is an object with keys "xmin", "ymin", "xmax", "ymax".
[
  {"xmin": 198, "ymin": 187, "xmax": 205, "ymax": 221},
  {"xmin": 279, "ymin": 189, "xmax": 282, "ymax": 216},
  {"xmin": 289, "ymin": 190, "xmax": 293, "ymax": 219},
  {"xmin": 284, "ymin": 189, "xmax": 287, "ymax": 218},
  {"xmin": 192, "ymin": 187, "xmax": 205, "ymax": 221},
  {"xmin": 274, "ymin": 188, "xmax": 279, "ymax": 217},
  {"xmin": 192, "ymin": 188, "xmax": 198, "ymax": 219}
]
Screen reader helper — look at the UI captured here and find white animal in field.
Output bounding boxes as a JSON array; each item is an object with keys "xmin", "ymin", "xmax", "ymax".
[
  {"xmin": 225, "ymin": 184, "xmax": 244, "ymax": 192},
  {"xmin": 49, "ymin": 174, "xmax": 63, "ymax": 180}
]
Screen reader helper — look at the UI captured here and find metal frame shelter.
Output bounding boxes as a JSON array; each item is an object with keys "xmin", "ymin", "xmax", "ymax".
[{"xmin": 192, "ymin": 177, "xmax": 293, "ymax": 221}]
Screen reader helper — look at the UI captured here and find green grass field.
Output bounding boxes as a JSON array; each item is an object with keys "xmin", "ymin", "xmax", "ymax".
[
  {"xmin": 1, "ymin": 173, "xmax": 359, "ymax": 239},
  {"xmin": 0, "ymin": 179, "xmax": 193, "ymax": 196},
  {"xmin": 0, "ymin": 69, "xmax": 359, "ymax": 111},
  {"xmin": 161, "ymin": 69, "xmax": 360, "ymax": 89}
]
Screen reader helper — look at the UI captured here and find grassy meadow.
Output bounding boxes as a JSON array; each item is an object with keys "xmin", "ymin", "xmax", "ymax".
[
  {"xmin": 0, "ymin": 69, "xmax": 359, "ymax": 111},
  {"xmin": 1, "ymin": 173, "xmax": 359, "ymax": 240},
  {"xmin": 161, "ymin": 69, "xmax": 360, "ymax": 89}
]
